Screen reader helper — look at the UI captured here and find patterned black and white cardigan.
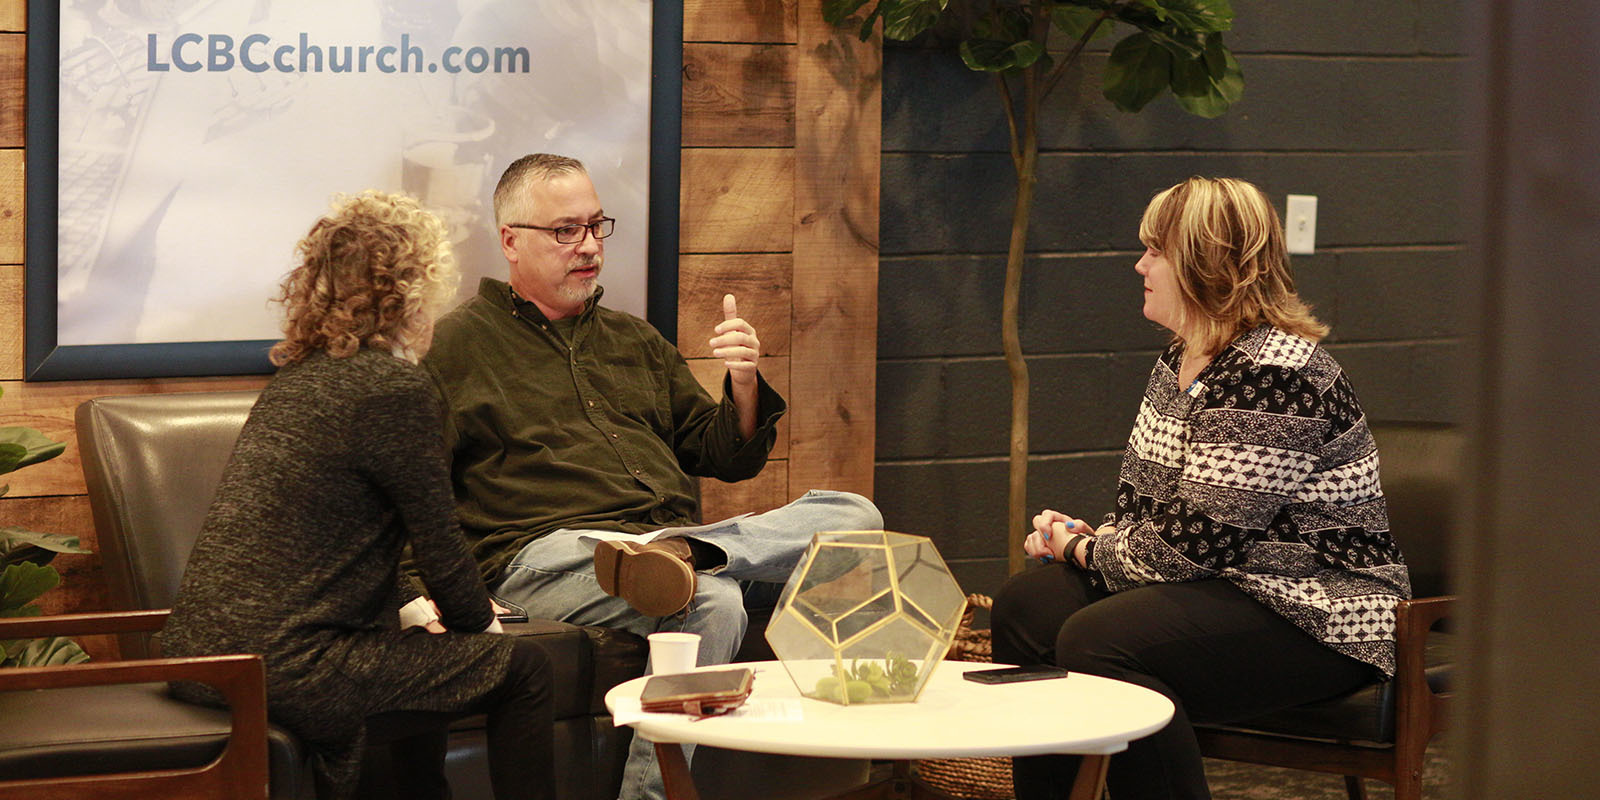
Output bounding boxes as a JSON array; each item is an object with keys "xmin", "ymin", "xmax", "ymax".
[{"xmin": 1086, "ymin": 324, "xmax": 1411, "ymax": 676}]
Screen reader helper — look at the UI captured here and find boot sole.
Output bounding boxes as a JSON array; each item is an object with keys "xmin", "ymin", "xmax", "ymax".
[{"xmin": 594, "ymin": 540, "xmax": 696, "ymax": 617}]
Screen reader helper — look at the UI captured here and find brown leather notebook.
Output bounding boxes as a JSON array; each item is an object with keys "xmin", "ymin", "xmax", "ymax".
[{"xmin": 639, "ymin": 668, "xmax": 755, "ymax": 717}]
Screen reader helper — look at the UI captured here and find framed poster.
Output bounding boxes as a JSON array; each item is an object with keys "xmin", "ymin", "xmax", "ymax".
[{"xmin": 25, "ymin": 0, "xmax": 681, "ymax": 380}]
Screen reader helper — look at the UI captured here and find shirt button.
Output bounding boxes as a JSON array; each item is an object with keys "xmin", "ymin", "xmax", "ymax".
[
  {"xmin": 610, "ymin": 433, "xmax": 618, "ymax": 439},
  {"xmin": 633, "ymin": 468, "xmax": 642, "ymax": 475},
  {"xmin": 588, "ymin": 400, "xmax": 595, "ymax": 407}
]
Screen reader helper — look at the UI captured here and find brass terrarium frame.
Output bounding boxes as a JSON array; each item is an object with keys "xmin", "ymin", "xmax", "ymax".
[{"xmin": 766, "ymin": 531, "xmax": 966, "ymax": 706}]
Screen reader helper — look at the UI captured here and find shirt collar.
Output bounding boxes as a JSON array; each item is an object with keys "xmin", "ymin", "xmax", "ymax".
[{"xmin": 482, "ymin": 277, "xmax": 603, "ymax": 323}]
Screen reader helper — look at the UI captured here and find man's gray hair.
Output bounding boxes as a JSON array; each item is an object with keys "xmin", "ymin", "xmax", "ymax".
[{"xmin": 493, "ymin": 154, "xmax": 588, "ymax": 226}]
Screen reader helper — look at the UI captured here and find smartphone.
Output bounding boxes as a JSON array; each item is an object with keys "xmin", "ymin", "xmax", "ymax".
[
  {"xmin": 962, "ymin": 665, "xmax": 1070, "ymax": 684},
  {"xmin": 496, "ymin": 611, "xmax": 530, "ymax": 624}
]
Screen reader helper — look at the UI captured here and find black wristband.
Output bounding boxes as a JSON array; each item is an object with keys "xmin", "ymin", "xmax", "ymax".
[{"xmin": 1061, "ymin": 533, "xmax": 1085, "ymax": 566}]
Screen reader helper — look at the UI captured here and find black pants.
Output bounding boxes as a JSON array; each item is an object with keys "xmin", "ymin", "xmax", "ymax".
[
  {"xmin": 366, "ymin": 636, "xmax": 555, "ymax": 800},
  {"xmin": 990, "ymin": 566, "xmax": 1374, "ymax": 800}
]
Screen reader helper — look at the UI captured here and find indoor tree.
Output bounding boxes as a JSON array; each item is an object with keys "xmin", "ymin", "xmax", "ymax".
[
  {"xmin": 1, "ymin": 387, "xmax": 91, "ymax": 667},
  {"xmin": 826, "ymin": 0, "xmax": 1244, "ymax": 574}
]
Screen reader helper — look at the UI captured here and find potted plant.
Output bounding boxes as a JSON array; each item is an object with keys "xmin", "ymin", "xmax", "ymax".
[
  {"xmin": 1, "ymin": 386, "xmax": 91, "ymax": 667},
  {"xmin": 825, "ymin": 0, "xmax": 1243, "ymax": 573}
]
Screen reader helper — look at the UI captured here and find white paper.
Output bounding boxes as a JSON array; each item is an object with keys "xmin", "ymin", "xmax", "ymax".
[{"xmin": 612, "ymin": 698, "xmax": 804, "ymax": 727}]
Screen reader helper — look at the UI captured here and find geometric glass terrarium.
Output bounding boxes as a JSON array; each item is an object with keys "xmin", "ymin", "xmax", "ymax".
[{"xmin": 765, "ymin": 531, "xmax": 966, "ymax": 705}]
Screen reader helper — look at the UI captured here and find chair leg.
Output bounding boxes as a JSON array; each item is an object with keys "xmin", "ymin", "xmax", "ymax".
[
  {"xmin": 1392, "ymin": 768, "xmax": 1424, "ymax": 800},
  {"xmin": 1344, "ymin": 775, "xmax": 1370, "ymax": 800}
]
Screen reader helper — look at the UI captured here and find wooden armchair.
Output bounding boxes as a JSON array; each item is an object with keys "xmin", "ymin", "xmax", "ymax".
[
  {"xmin": 0, "ymin": 609, "xmax": 271, "ymax": 799},
  {"xmin": 1194, "ymin": 421, "xmax": 1458, "ymax": 800}
]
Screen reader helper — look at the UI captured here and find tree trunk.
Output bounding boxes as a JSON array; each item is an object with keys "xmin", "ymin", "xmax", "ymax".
[{"xmin": 1004, "ymin": 68, "xmax": 1041, "ymax": 576}]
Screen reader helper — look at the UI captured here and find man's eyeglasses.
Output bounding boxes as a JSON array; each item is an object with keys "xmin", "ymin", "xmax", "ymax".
[{"xmin": 508, "ymin": 217, "xmax": 615, "ymax": 244}]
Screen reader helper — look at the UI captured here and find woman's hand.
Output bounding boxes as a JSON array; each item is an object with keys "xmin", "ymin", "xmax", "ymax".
[
  {"xmin": 420, "ymin": 599, "xmax": 447, "ymax": 634},
  {"xmin": 1024, "ymin": 509, "xmax": 1094, "ymax": 566}
]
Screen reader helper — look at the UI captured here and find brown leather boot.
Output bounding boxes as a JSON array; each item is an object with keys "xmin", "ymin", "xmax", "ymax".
[{"xmin": 593, "ymin": 537, "xmax": 697, "ymax": 617}]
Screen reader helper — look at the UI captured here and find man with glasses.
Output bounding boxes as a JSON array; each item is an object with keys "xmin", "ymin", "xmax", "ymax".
[{"xmin": 421, "ymin": 154, "xmax": 881, "ymax": 800}]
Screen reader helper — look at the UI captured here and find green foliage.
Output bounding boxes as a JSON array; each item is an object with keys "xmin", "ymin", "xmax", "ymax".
[
  {"xmin": 0, "ymin": 559, "xmax": 61, "ymax": 614},
  {"xmin": 960, "ymin": 3, "xmax": 1044, "ymax": 72},
  {"xmin": 832, "ymin": 0, "xmax": 1242, "ymax": 117},
  {"xmin": 812, "ymin": 653, "xmax": 922, "ymax": 702},
  {"xmin": 0, "ymin": 548, "xmax": 90, "ymax": 668},
  {"xmin": 0, "ymin": 386, "xmax": 91, "ymax": 668},
  {"xmin": 0, "ymin": 527, "xmax": 91, "ymax": 567}
]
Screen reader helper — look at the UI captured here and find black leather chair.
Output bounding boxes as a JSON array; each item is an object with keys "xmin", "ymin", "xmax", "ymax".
[
  {"xmin": 1194, "ymin": 421, "xmax": 1457, "ymax": 800},
  {"xmin": 0, "ymin": 390, "xmax": 865, "ymax": 800}
]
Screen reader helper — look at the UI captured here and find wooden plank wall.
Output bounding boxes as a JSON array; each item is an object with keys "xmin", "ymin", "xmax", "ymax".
[
  {"xmin": 0, "ymin": 0, "xmax": 879, "ymax": 654},
  {"xmin": 681, "ymin": 0, "xmax": 879, "ymax": 521}
]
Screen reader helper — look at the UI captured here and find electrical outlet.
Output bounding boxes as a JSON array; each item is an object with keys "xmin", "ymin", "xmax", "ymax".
[{"xmin": 1285, "ymin": 195, "xmax": 1317, "ymax": 255}]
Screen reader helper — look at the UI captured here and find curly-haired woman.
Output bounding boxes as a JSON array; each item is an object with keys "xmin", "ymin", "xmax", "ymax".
[
  {"xmin": 992, "ymin": 177, "xmax": 1410, "ymax": 800},
  {"xmin": 164, "ymin": 192, "xmax": 554, "ymax": 800}
]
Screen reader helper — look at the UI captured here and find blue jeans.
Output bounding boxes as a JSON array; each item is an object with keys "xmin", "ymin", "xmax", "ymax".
[{"xmin": 489, "ymin": 490, "xmax": 882, "ymax": 800}]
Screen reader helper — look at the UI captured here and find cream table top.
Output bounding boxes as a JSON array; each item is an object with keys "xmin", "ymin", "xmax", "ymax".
[{"xmin": 604, "ymin": 660, "xmax": 1174, "ymax": 761}]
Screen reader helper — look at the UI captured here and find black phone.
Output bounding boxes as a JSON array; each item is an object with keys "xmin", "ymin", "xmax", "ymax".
[
  {"xmin": 496, "ymin": 612, "xmax": 530, "ymax": 624},
  {"xmin": 962, "ymin": 665, "xmax": 1070, "ymax": 684}
]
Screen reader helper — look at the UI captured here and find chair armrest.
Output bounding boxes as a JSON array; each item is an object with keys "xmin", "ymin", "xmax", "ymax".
[
  {"xmin": 0, "ymin": 612, "xmax": 272, "ymax": 798},
  {"xmin": 1394, "ymin": 595, "xmax": 1454, "ymax": 743},
  {"xmin": 1394, "ymin": 595, "xmax": 1453, "ymax": 681},
  {"xmin": 0, "ymin": 609, "xmax": 170, "ymax": 640}
]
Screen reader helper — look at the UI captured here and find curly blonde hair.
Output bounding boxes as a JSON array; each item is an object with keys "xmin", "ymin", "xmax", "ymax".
[
  {"xmin": 1138, "ymin": 176, "xmax": 1328, "ymax": 356},
  {"xmin": 269, "ymin": 191, "xmax": 458, "ymax": 367}
]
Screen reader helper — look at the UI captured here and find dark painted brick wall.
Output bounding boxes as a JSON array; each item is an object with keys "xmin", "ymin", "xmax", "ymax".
[{"xmin": 875, "ymin": 0, "xmax": 1466, "ymax": 596}]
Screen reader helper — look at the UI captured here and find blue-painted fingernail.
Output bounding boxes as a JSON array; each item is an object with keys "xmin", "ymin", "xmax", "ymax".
[{"xmin": 1040, "ymin": 554, "xmax": 1054, "ymax": 564}]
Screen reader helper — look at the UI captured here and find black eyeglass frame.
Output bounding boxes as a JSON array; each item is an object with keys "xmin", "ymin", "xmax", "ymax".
[{"xmin": 507, "ymin": 217, "xmax": 617, "ymax": 244}]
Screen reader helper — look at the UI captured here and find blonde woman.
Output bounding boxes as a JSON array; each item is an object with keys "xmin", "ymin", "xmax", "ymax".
[
  {"xmin": 992, "ymin": 178, "xmax": 1410, "ymax": 800},
  {"xmin": 164, "ymin": 192, "xmax": 553, "ymax": 800}
]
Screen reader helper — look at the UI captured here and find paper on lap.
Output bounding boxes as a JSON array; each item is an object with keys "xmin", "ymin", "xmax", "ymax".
[{"xmin": 575, "ymin": 513, "xmax": 755, "ymax": 548}]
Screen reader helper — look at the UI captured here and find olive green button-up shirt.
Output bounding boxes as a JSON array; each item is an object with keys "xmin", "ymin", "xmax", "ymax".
[{"xmin": 422, "ymin": 278, "xmax": 786, "ymax": 583}]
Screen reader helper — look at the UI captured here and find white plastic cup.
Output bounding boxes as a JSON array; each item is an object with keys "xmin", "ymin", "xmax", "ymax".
[{"xmin": 647, "ymin": 632, "xmax": 701, "ymax": 675}]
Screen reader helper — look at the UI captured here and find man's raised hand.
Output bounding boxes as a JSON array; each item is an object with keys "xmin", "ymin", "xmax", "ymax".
[{"xmin": 710, "ymin": 293, "xmax": 760, "ymax": 387}]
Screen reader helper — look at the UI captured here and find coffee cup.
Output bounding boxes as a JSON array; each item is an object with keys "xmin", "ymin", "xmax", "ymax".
[{"xmin": 647, "ymin": 632, "xmax": 701, "ymax": 675}]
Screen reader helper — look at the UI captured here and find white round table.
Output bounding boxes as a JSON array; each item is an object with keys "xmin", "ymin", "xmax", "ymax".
[{"xmin": 605, "ymin": 660, "xmax": 1174, "ymax": 799}]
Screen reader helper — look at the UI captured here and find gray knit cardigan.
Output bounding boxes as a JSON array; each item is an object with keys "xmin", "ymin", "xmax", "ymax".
[{"xmin": 163, "ymin": 348, "xmax": 513, "ymax": 797}]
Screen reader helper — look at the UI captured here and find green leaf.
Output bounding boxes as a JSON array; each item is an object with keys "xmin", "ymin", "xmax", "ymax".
[
  {"xmin": 973, "ymin": 3, "xmax": 1031, "ymax": 43},
  {"xmin": 1053, "ymin": 5, "xmax": 1114, "ymax": 42},
  {"xmin": 0, "ymin": 426, "xmax": 66, "ymax": 474},
  {"xmin": 0, "ymin": 527, "xmax": 90, "ymax": 568},
  {"xmin": 881, "ymin": 0, "xmax": 947, "ymax": 41},
  {"xmin": 0, "ymin": 562, "xmax": 61, "ymax": 614},
  {"xmin": 1171, "ymin": 37, "xmax": 1241, "ymax": 117},
  {"xmin": 1110, "ymin": 3, "xmax": 1209, "ymax": 58},
  {"xmin": 1170, "ymin": 53, "xmax": 1213, "ymax": 98},
  {"xmin": 823, "ymin": 0, "xmax": 873, "ymax": 26},
  {"xmin": 1202, "ymin": 31, "xmax": 1227, "ymax": 77},
  {"xmin": 1142, "ymin": 0, "xmax": 1233, "ymax": 33},
  {"xmin": 1103, "ymin": 33, "xmax": 1174, "ymax": 112},
  {"xmin": 959, "ymin": 38, "xmax": 1045, "ymax": 73},
  {"xmin": 7, "ymin": 636, "xmax": 90, "ymax": 667}
]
